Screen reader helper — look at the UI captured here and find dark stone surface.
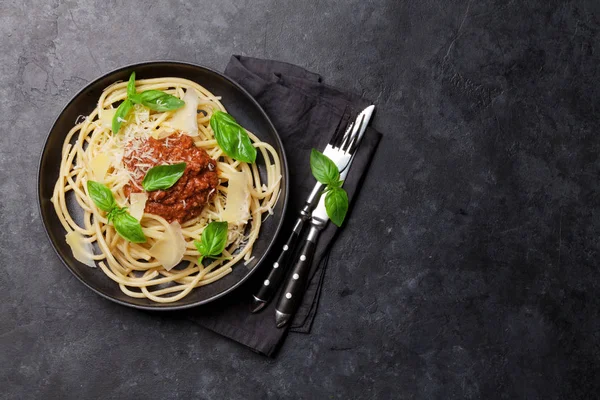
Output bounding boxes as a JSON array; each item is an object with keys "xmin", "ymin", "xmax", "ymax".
[{"xmin": 1, "ymin": 0, "xmax": 599, "ymax": 398}]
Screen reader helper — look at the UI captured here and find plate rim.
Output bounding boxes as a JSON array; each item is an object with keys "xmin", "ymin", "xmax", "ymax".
[{"xmin": 37, "ymin": 60, "xmax": 289, "ymax": 311}]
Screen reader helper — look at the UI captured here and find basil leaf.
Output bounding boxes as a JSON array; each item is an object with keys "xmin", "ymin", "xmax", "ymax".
[
  {"xmin": 210, "ymin": 110, "xmax": 257, "ymax": 163},
  {"xmin": 126, "ymin": 72, "xmax": 137, "ymax": 98},
  {"xmin": 194, "ymin": 221, "xmax": 228, "ymax": 262},
  {"xmin": 106, "ymin": 206, "xmax": 127, "ymax": 223},
  {"xmin": 216, "ymin": 111, "xmax": 237, "ymax": 124},
  {"xmin": 112, "ymin": 99, "xmax": 133, "ymax": 134},
  {"xmin": 87, "ymin": 180, "xmax": 116, "ymax": 212},
  {"xmin": 310, "ymin": 149, "xmax": 339, "ymax": 185},
  {"xmin": 112, "ymin": 211, "xmax": 147, "ymax": 243},
  {"xmin": 325, "ymin": 187, "xmax": 348, "ymax": 227},
  {"xmin": 137, "ymin": 90, "xmax": 185, "ymax": 112},
  {"xmin": 142, "ymin": 163, "xmax": 187, "ymax": 192}
]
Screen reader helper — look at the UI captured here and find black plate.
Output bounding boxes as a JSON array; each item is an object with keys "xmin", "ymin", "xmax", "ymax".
[{"xmin": 38, "ymin": 61, "xmax": 288, "ymax": 310}]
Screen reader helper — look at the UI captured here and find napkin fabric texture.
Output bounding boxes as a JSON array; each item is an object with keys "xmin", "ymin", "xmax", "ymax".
[{"xmin": 184, "ymin": 55, "xmax": 381, "ymax": 356}]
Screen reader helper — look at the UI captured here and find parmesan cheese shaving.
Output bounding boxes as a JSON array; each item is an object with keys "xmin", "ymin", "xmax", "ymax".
[
  {"xmin": 90, "ymin": 153, "xmax": 111, "ymax": 182},
  {"xmin": 99, "ymin": 109, "xmax": 116, "ymax": 129},
  {"xmin": 133, "ymin": 104, "xmax": 149, "ymax": 124},
  {"xmin": 221, "ymin": 171, "xmax": 250, "ymax": 224},
  {"xmin": 166, "ymin": 89, "xmax": 199, "ymax": 136},
  {"xmin": 151, "ymin": 129, "xmax": 176, "ymax": 140},
  {"xmin": 65, "ymin": 231, "xmax": 96, "ymax": 268},
  {"xmin": 149, "ymin": 221, "xmax": 186, "ymax": 271},
  {"xmin": 129, "ymin": 192, "xmax": 148, "ymax": 221}
]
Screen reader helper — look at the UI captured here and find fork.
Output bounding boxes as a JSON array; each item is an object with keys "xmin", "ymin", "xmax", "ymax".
[
  {"xmin": 273, "ymin": 105, "xmax": 373, "ymax": 327},
  {"xmin": 250, "ymin": 109, "xmax": 357, "ymax": 313}
]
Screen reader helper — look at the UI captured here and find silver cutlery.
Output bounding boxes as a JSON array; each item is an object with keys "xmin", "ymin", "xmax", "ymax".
[
  {"xmin": 250, "ymin": 109, "xmax": 356, "ymax": 313},
  {"xmin": 274, "ymin": 105, "xmax": 374, "ymax": 327}
]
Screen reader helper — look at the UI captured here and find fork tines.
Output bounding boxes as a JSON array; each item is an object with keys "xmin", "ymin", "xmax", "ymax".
[
  {"xmin": 329, "ymin": 107, "xmax": 353, "ymax": 148},
  {"xmin": 347, "ymin": 113, "xmax": 367, "ymax": 153}
]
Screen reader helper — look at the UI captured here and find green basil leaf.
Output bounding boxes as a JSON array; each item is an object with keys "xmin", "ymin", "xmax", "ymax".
[
  {"xmin": 142, "ymin": 163, "xmax": 187, "ymax": 192},
  {"xmin": 129, "ymin": 93, "xmax": 142, "ymax": 104},
  {"xmin": 87, "ymin": 180, "xmax": 116, "ymax": 212},
  {"xmin": 194, "ymin": 221, "xmax": 228, "ymax": 261},
  {"xmin": 210, "ymin": 110, "xmax": 257, "ymax": 163},
  {"xmin": 325, "ymin": 187, "xmax": 348, "ymax": 227},
  {"xmin": 310, "ymin": 149, "xmax": 339, "ymax": 185},
  {"xmin": 126, "ymin": 72, "xmax": 137, "ymax": 98},
  {"xmin": 137, "ymin": 90, "xmax": 185, "ymax": 112},
  {"xmin": 106, "ymin": 206, "xmax": 127, "ymax": 223},
  {"xmin": 216, "ymin": 111, "xmax": 237, "ymax": 124},
  {"xmin": 112, "ymin": 211, "xmax": 147, "ymax": 243},
  {"xmin": 112, "ymin": 99, "xmax": 133, "ymax": 134}
]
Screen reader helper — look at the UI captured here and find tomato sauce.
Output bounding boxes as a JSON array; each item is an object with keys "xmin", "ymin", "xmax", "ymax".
[{"xmin": 123, "ymin": 134, "xmax": 218, "ymax": 223}]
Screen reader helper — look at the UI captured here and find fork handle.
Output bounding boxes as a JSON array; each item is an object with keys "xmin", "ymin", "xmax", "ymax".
[
  {"xmin": 275, "ymin": 225, "xmax": 320, "ymax": 328},
  {"xmin": 250, "ymin": 218, "xmax": 304, "ymax": 312}
]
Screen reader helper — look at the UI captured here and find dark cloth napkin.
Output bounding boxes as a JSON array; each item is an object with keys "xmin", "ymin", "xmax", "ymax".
[{"xmin": 183, "ymin": 56, "xmax": 381, "ymax": 356}]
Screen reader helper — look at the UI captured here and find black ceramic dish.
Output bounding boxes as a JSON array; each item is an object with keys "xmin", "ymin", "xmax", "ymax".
[{"xmin": 38, "ymin": 61, "xmax": 288, "ymax": 310}]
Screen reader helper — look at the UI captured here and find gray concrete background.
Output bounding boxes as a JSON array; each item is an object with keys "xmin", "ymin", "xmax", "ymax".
[{"xmin": 2, "ymin": 1, "xmax": 600, "ymax": 399}]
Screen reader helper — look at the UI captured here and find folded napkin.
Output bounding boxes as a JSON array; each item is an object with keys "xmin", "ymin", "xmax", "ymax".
[{"xmin": 184, "ymin": 56, "xmax": 381, "ymax": 356}]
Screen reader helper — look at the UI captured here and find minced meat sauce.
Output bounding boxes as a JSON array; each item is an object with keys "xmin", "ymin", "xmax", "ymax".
[{"xmin": 123, "ymin": 134, "xmax": 218, "ymax": 223}]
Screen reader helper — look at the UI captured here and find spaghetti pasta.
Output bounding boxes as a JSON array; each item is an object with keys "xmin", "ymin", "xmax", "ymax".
[{"xmin": 51, "ymin": 76, "xmax": 281, "ymax": 303}]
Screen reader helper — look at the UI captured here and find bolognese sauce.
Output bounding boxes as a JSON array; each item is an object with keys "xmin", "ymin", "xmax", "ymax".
[{"xmin": 123, "ymin": 134, "xmax": 218, "ymax": 223}]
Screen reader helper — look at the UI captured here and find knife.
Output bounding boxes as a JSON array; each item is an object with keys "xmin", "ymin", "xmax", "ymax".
[
  {"xmin": 274, "ymin": 105, "xmax": 374, "ymax": 328},
  {"xmin": 250, "ymin": 111, "xmax": 356, "ymax": 313}
]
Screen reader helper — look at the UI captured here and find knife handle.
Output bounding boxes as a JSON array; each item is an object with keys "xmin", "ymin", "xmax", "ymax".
[
  {"xmin": 275, "ymin": 225, "xmax": 320, "ymax": 327},
  {"xmin": 251, "ymin": 219, "xmax": 305, "ymax": 312}
]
